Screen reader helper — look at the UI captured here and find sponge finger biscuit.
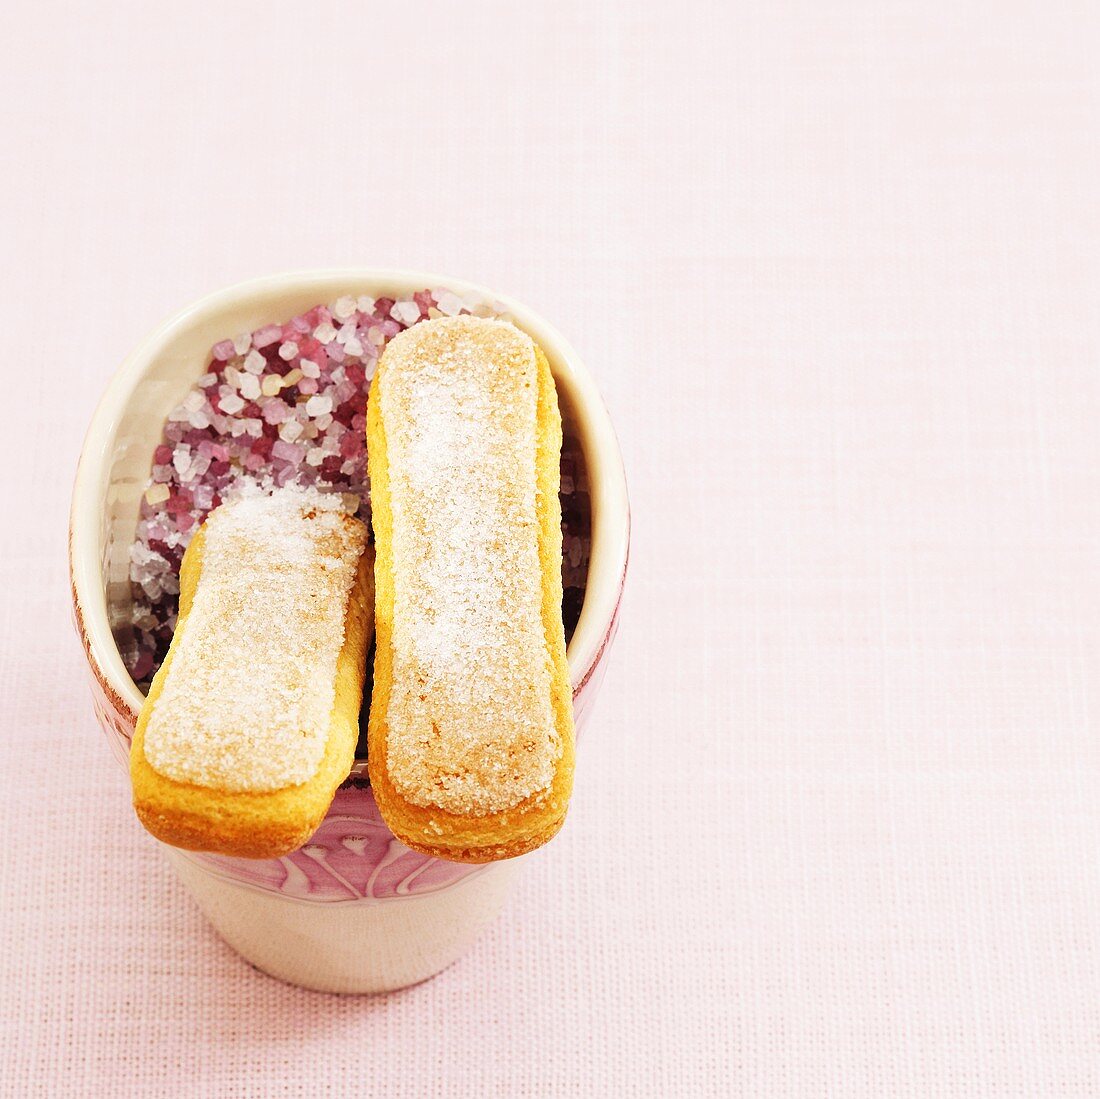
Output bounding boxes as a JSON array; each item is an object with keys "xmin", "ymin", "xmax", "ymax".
[
  {"xmin": 367, "ymin": 316, "xmax": 574, "ymax": 862},
  {"xmin": 130, "ymin": 487, "xmax": 373, "ymax": 859}
]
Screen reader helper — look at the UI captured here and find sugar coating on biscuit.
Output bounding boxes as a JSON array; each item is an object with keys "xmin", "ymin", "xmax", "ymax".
[
  {"xmin": 143, "ymin": 484, "xmax": 366, "ymax": 793},
  {"xmin": 379, "ymin": 316, "xmax": 560, "ymax": 815}
]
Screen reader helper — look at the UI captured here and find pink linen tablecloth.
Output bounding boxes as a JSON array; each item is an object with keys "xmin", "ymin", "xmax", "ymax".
[{"xmin": 3, "ymin": 1, "xmax": 1100, "ymax": 1095}]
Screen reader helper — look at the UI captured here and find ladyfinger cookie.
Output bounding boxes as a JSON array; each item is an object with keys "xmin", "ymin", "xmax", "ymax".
[
  {"xmin": 130, "ymin": 485, "xmax": 373, "ymax": 859},
  {"xmin": 367, "ymin": 316, "xmax": 574, "ymax": 862}
]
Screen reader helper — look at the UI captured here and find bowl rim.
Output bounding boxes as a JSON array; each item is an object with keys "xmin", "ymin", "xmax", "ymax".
[{"xmin": 70, "ymin": 267, "xmax": 630, "ymax": 730}]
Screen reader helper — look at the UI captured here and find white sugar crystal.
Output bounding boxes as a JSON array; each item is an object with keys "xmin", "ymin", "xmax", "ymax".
[
  {"xmin": 435, "ymin": 291, "xmax": 464, "ymax": 317},
  {"xmin": 305, "ymin": 393, "xmax": 332, "ymax": 417},
  {"xmin": 183, "ymin": 390, "xmax": 206, "ymax": 412},
  {"xmin": 279, "ymin": 419, "xmax": 304, "ymax": 442},
  {"xmin": 198, "ymin": 372, "xmax": 217, "ymax": 387},
  {"xmin": 306, "ymin": 447, "xmax": 324, "ymax": 466},
  {"xmin": 188, "ymin": 409, "xmax": 211, "ymax": 430},
  {"xmin": 244, "ymin": 418, "xmax": 263, "ymax": 437},
  {"xmin": 243, "ymin": 349, "xmax": 266, "ymax": 374},
  {"xmin": 332, "ymin": 295, "xmax": 357, "ymax": 322},
  {"xmin": 240, "ymin": 373, "xmax": 261, "ymax": 400},
  {"xmin": 356, "ymin": 295, "xmax": 375, "ymax": 314},
  {"xmin": 219, "ymin": 393, "xmax": 245, "ymax": 415},
  {"xmin": 344, "ymin": 337, "xmax": 364, "ymax": 358},
  {"xmin": 232, "ymin": 332, "xmax": 252, "ymax": 356},
  {"xmin": 131, "ymin": 543, "xmax": 166, "ymax": 568},
  {"xmin": 391, "ymin": 300, "xmax": 421, "ymax": 325},
  {"xmin": 313, "ymin": 322, "xmax": 337, "ymax": 344},
  {"xmin": 336, "ymin": 321, "xmax": 356, "ymax": 345},
  {"xmin": 299, "ymin": 358, "xmax": 321, "ymax": 379},
  {"xmin": 224, "ymin": 366, "xmax": 243, "ymax": 389},
  {"xmin": 279, "ymin": 340, "xmax": 299, "ymax": 361},
  {"xmin": 168, "ymin": 405, "xmax": 190, "ymax": 422},
  {"xmin": 172, "ymin": 446, "xmax": 191, "ymax": 477}
]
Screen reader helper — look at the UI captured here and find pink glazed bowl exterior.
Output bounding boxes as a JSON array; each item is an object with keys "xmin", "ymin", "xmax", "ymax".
[{"xmin": 70, "ymin": 270, "xmax": 629, "ymax": 905}]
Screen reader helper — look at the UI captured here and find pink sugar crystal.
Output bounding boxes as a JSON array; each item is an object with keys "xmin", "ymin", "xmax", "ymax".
[
  {"xmin": 262, "ymin": 399, "xmax": 291, "ymax": 425},
  {"xmin": 273, "ymin": 464, "xmax": 297, "ymax": 487},
  {"xmin": 130, "ymin": 650, "xmax": 155, "ymax": 681},
  {"xmin": 252, "ymin": 324, "xmax": 282, "ymax": 349},
  {"xmin": 272, "ymin": 440, "xmax": 305, "ymax": 465},
  {"xmin": 251, "ymin": 435, "xmax": 274, "ymax": 459}
]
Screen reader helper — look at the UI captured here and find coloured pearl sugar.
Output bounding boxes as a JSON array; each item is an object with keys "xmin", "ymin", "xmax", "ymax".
[{"xmin": 123, "ymin": 288, "xmax": 592, "ymax": 692}]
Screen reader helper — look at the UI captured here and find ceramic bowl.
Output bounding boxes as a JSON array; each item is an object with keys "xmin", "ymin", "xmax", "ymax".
[{"xmin": 70, "ymin": 269, "xmax": 629, "ymax": 993}]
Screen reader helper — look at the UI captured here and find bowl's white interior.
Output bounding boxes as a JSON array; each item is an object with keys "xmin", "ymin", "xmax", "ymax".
[{"xmin": 71, "ymin": 270, "xmax": 629, "ymax": 745}]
